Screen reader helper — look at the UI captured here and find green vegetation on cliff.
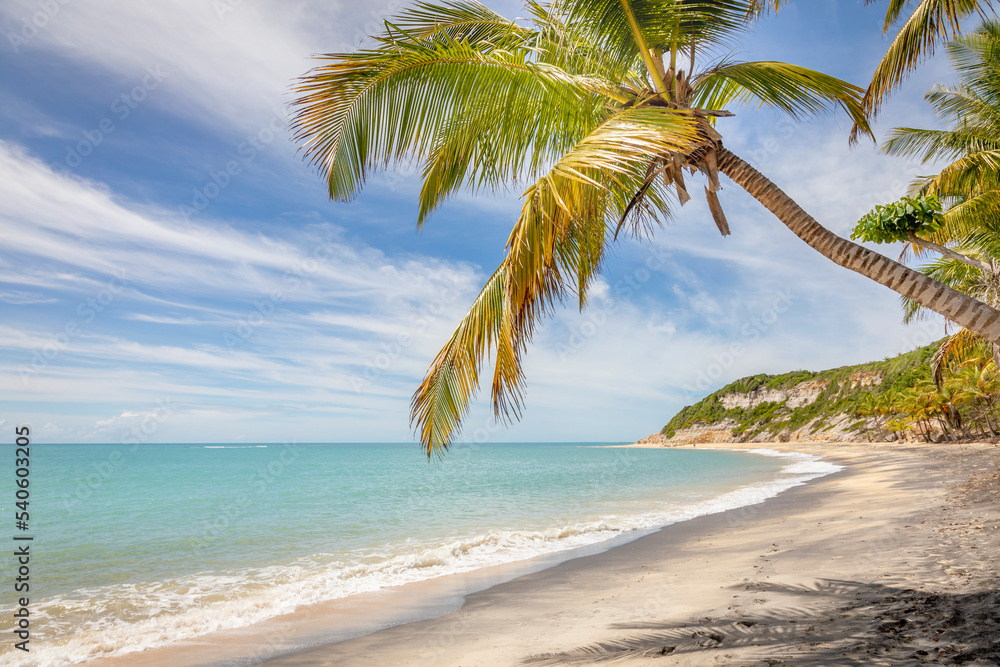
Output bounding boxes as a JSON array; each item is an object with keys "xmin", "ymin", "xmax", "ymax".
[{"xmin": 662, "ymin": 342, "xmax": 941, "ymax": 440}]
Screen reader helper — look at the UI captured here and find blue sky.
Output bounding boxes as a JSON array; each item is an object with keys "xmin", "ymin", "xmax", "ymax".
[{"xmin": 0, "ymin": 1, "xmax": 960, "ymax": 445}]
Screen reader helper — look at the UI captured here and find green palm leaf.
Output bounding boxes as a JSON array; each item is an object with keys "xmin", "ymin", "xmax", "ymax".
[
  {"xmin": 411, "ymin": 104, "xmax": 697, "ymax": 455},
  {"xmin": 938, "ymin": 190, "xmax": 1000, "ymax": 241},
  {"xmin": 390, "ymin": 0, "xmax": 527, "ymax": 43},
  {"xmin": 693, "ymin": 61, "xmax": 872, "ymax": 132},
  {"xmin": 930, "ymin": 150, "xmax": 1000, "ymax": 195},
  {"xmin": 883, "ymin": 125, "xmax": 1000, "ymax": 163},
  {"xmin": 291, "ymin": 35, "xmax": 605, "ymax": 202},
  {"xmin": 860, "ymin": 0, "xmax": 986, "ymax": 122}
]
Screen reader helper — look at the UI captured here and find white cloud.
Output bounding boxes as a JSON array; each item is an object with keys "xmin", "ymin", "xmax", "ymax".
[
  {"xmin": 1, "ymin": 0, "xmax": 397, "ymax": 135},
  {"xmin": 0, "ymin": 290, "xmax": 58, "ymax": 304},
  {"xmin": 0, "ymin": 140, "xmax": 478, "ymax": 301},
  {"xmin": 123, "ymin": 314, "xmax": 224, "ymax": 325}
]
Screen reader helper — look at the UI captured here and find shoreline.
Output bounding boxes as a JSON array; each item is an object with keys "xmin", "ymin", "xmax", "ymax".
[
  {"xmin": 83, "ymin": 441, "xmax": 1000, "ymax": 666},
  {"xmin": 261, "ymin": 441, "xmax": 1000, "ymax": 666}
]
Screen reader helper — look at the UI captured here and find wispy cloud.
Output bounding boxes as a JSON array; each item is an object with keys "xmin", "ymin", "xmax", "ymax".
[
  {"xmin": 0, "ymin": 139, "xmax": 487, "ymax": 441},
  {"xmin": 1, "ymin": 0, "xmax": 396, "ymax": 134},
  {"xmin": 0, "ymin": 290, "xmax": 58, "ymax": 304}
]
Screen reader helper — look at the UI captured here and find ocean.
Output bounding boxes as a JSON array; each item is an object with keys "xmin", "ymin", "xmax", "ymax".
[{"xmin": 1, "ymin": 442, "xmax": 841, "ymax": 665}]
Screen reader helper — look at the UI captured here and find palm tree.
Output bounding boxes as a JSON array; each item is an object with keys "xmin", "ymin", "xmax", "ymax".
[
  {"xmin": 914, "ymin": 378, "xmax": 956, "ymax": 439},
  {"xmin": 292, "ymin": 0, "xmax": 1000, "ymax": 455},
  {"xmin": 883, "ymin": 387, "xmax": 914, "ymax": 440},
  {"xmin": 890, "ymin": 385, "xmax": 933, "ymax": 440},
  {"xmin": 878, "ymin": 388, "xmax": 904, "ymax": 439},
  {"xmin": 854, "ymin": 392, "xmax": 889, "ymax": 440},
  {"xmin": 946, "ymin": 355, "xmax": 1000, "ymax": 434},
  {"xmin": 935, "ymin": 378, "xmax": 964, "ymax": 436},
  {"xmin": 883, "ymin": 21, "xmax": 1000, "ymax": 253},
  {"xmin": 899, "ymin": 386, "xmax": 926, "ymax": 440}
]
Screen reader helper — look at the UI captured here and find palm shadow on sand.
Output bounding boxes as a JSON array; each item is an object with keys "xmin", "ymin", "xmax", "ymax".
[{"xmin": 522, "ymin": 579, "xmax": 1000, "ymax": 665}]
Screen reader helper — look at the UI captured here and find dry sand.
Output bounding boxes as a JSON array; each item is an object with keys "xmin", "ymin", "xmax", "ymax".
[{"xmin": 87, "ymin": 442, "xmax": 1000, "ymax": 666}]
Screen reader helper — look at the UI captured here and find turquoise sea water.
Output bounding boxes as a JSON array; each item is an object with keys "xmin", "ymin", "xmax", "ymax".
[{"xmin": 0, "ymin": 443, "xmax": 840, "ymax": 665}]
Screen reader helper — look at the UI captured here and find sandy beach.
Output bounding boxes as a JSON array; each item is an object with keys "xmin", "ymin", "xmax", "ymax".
[{"xmin": 84, "ymin": 441, "xmax": 1000, "ymax": 666}]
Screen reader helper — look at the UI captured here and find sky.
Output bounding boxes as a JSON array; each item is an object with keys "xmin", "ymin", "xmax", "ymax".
[{"xmin": 0, "ymin": 0, "xmax": 964, "ymax": 445}]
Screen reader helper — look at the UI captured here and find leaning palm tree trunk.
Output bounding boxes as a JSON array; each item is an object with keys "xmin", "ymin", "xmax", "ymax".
[{"xmin": 717, "ymin": 147, "xmax": 1000, "ymax": 345}]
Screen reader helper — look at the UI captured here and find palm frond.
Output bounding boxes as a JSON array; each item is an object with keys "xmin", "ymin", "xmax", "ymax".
[
  {"xmin": 410, "ymin": 264, "xmax": 521, "ymax": 457},
  {"xmin": 389, "ymin": 0, "xmax": 526, "ymax": 44},
  {"xmin": 292, "ymin": 30, "xmax": 606, "ymax": 202},
  {"xmin": 415, "ymin": 72, "xmax": 612, "ymax": 226},
  {"xmin": 928, "ymin": 150, "xmax": 1000, "ymax": 195},
  {"xmin": 948, "ymin": 21, "xmax": 1000, "ymax": 96},
  {"xmin": 924, "ymin": 190, "xmax": 1000, "ymax": 242},
  {"xmin": 528, "ymin": 1, "xmax": 643, "ymax": 83},
  {"xmin": 861, "ymin": 0, "xmax": 985, "ymax": 124},
  {"xmin": 411, "ymin": 105, "xmax": 697, "ymax": 455},
  {"xmin": 932, "ymin": 327, "xmax": 990, "ymax": 384},
  {"xmin": 871, "ymin": 0, "xmax": 916, "ymax": 30},
  {"xmin": 692, "ymin": 61, "xmax": 872, "ymax": 135},
  {"xmin": 925, "ymin": 85, "xmax": 1000, "ymax": 126},
  {"xmin": 558, "ymin": 0, "xmax": 758, "ymax": 85},
  {"xmin": 883, "ymin": 125, "xmax": 1000, "ymax": 163}
]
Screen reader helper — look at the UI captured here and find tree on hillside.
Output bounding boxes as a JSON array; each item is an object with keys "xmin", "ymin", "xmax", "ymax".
[
  {"xmin": 292, "ymin": 0, "xmax": 1000, "ymax": 455},
  {"xmin": 946, "ymin": 356, "xmax": 1000, "ymax": 434},
  {"xmin": 854, "ymin": 392, "xmax": 888, "ymax": 440}
]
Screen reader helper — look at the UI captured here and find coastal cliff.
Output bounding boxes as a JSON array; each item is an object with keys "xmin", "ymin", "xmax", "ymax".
[{"xmin": 645, "ymin": 342, "xmax": 942, "ymax": 445}]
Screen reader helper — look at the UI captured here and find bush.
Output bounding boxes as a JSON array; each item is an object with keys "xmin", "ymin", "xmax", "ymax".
[{"xmin": 851, "ymin": 195, "xmax": 943, "ymax": 244}]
